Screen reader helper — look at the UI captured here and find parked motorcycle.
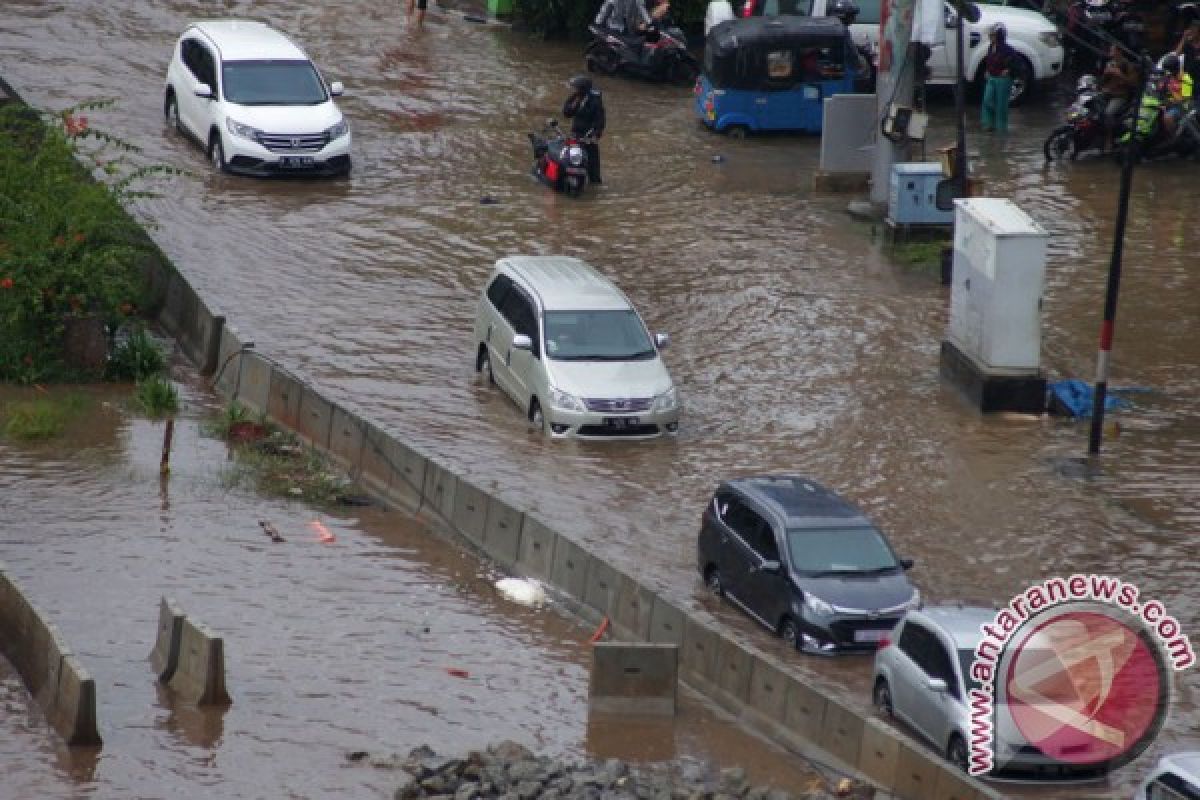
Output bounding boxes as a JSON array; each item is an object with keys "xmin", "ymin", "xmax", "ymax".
[
  {"xmin": 1044, "ymin": 74, "xmax": 1113, "ymax": 160},
  {"xmin": 585, "ymin": 23, "xmax": 700, "ymax": 85},
  {"xmin": 528, "ymin": 119, "xmax": 590, "ymax": 197}
]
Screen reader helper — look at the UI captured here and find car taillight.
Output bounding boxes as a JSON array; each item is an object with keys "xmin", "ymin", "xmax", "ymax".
[
  {"xmin": 740, "ymin": 0, "xmax": 755, "ymax": 16},
  {"xmin": 877, "ymin": 636, "xmax": 891, "ymax": 650}
]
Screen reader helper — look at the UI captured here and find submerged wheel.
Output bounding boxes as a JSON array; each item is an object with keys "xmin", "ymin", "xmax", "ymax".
[
  {"xmin": 726, "ymin": 124, "xmax": 749, "ymax": 140},
  {"xmin": 1044, "ymin": 125, "xmax": 1077, "ymax": 162},
  {"xmin": 1008, "ymin": 56, "xmax": 1034, "ymax": 106},
  {"xmin": 779, "ymin": 617, "xmax": 800, "ymax": 650},
  {"xmin": 947, "ymin": 734, "xmax": 969, "ymax": 772},
  {"xmin": 209, "ymin": 135, "xmax": 227, "ymax": 173},
  {"xmin": 873, "ymin": 679, "xmax": 894, "ymax": 716},
  {"xmin": 164, "ymin": 93, "xmax": 181, "ymax": 133},
  {"xmin": 529, "ymin": 399, "xmax": 545, "ymax": 433},
  {"xmin": 704, "ymin": 566, "xmax": 723, "ymax": 597},
  {"xmin": 476, "ymin": 348, "xmax": 494, "ymax": 385}
]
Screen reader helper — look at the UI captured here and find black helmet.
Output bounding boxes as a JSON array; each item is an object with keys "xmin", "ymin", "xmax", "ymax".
[
  {"xmin": 828, "ymin": 0, "xmax": 859, "ymax": 23},
  {"xmin": 1162, "ymin": 54, "xmax": 1182, "ymax": 74},
  {"xmin": 568, "ymin": 74, "xmax": 593, "ymax": 92}
]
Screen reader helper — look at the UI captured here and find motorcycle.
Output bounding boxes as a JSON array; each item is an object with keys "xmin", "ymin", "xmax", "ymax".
[
  {"xmin": 1065, "ymin": 0, "xmax": 1142, "ymax": 72},
  {"xmin": 1044, "ymin": 74, "xmax": 1114, "ymax": 160},
  {"xmin": 584, "ymin": 23, "xmax": 700, "ymax": 85},
  {"xmin": 528, "ymin": 119, "xmax": 590, "ymax": 197},
  {"xmin": 1118, "ymin": 75, "xmax": 1200, "ymax": 161}
]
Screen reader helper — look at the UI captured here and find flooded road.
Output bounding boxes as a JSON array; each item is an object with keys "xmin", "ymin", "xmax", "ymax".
[{"xmin": 1, "ymin": 0, "xmax": 1198, "ymax": 794}]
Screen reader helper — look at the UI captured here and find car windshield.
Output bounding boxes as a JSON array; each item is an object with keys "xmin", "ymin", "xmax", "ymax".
[
  {"xmin": 543, "ymin": 310, "xmax": 656, "ymax": 361},
  {"xmin": 222, "ymin": 60, "xmax": 327, "ymax": 105},
  {"xmin": 785, "ymin": 526, "xmax": 898, "ymax": 574}
]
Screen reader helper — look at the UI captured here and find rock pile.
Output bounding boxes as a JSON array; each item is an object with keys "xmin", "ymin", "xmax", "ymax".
[{"xmin": 347, "ymin": 741, "xmax": 875, "ymax": 800}]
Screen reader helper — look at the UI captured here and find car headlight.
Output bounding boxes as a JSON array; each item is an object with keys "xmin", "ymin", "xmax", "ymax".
[
  {"xmin": 550, "ymin": 387, "xmax": 585, "ymax": 412},
  {"xmin": 652, "ymin": 387, "xmax": 678, "ymax": 411},
  {"xmin": 803, "ymin": 593, "xmax": 835, "ymax": 617},
  {"xmin": 225, "ymin": 117, "xmax": 261, "ymax": 142},
  {"xmin": 566, "ymin": 145, "xmax": 584, "ymax": 166},
  {"xmin": 1039, "ymin": 31, "xmax": 1061, "ymax": 47},
  {"xmin": 904, "ymin": 589, "xmax": 922, "ymax": 610},
  {"xmin": 327, "ymin": 117, "xmax": 349, "ymax": 139}
]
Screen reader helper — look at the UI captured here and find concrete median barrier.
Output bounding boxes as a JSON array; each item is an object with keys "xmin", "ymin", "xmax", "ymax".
[
  {"xmin": 647, "ymin": 595, "xmax": 685, "ymax": 646},
  {"xmin": 610, "ymin": 574, "xmax": 653, "ymax": 641},
  {"xmin": 893, "ymin": 737, "xmax": 945, "ymax": 799},
  {"xmin": 158, "ymin": 270, "xmax": 190, "ymax": 339},
  {"xmin": 482, "ymin": 496, "xmax": 523, "ymax": 569},
  {"xmin": 49, "ymin": 654, "xmax": 101, "ymax": 746},
  {"xmin": 589, "ymin": 642, "xmax": 677, "ymax": 716},
  {"xmin": 211, "ymin": 325, "xmax": 244, "ymax": 399},
  {"xmin": 818, "ymin": 696, "xmax": 865, "ymax": 769},
  {"xmin": 451, "ymin": 479, "xmax": 489, "ymax": 544},
  {"xmin": 33, "ymin": 625, "xmax": 68, "ymax": 711},
  {"xmin": 713, "ymin": 635, "xmax": 753, "ymax": 702},
  {"xmin": 296, "ymin": 387, "xmax": 334, "ymax": 450},
  {"xmin": 549, "ymin": 536, "xmax": 590, "ymax": 602},
  {"xmin": 515, "ymin": 517, "xmax": 557, "ymax": 580},
  {"xmin": 150, "ymin": 596, "xmax": 185, "ymax": 682},
  {"xmin": 358, "ymin": 425, "xmax": 424, "ymax": 513},
  {"xmin": 328, "ymin": 406, "xmax": 365, "ymax": 471},
  {"xmin": 232, "ymin": 350, "xmax": 271, "ymax": 414},
  {"xmin": 167, "ymin": 617, "xmax": 231, "ymax": 707},
  {"xmin": 582, "ymin": 558, "xmax": 619, "ymax": 619},
  {"xmin": 179, "ymin": 294, "xmax": 224, "ymax": 376},
  {"xmin": 934, "ymin": 764, "xmax": 989, "ymax": 800},
  {"xmin": 858, "ymin": 717, "xmax": 902, "ymax": 788},
  {"xmin": 783, "ymin": 674, "xmax": 829, "ymax": 744},
  {"xmin": 747, "ymin": 655, "xmax": 789, "ymax": 724},
  {"xmin": 266, "ymin": 368, "xmax": 303, "ymax": 430},
  {"xmin": 680, "ymin": 617, "xmax": 720, "ymax": 686},
  {"xmin": 421, "ymin": 460, "xmax": 458, "ymax": 523}
]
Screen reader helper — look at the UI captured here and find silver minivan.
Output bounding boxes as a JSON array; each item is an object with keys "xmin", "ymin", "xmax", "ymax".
[{"xmin": 472, "ymin": 256, "xmax": 680, "ymax": 439}]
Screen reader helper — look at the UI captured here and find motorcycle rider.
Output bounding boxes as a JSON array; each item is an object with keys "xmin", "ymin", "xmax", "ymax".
[
  {"xmin": 1160, "ymin": 53, "xmax": 1194, "ymax": 139},
  {"xmin": 1099, "ymin": 44, "xmax": 1139, "ymax": 150},
  {"xmin": 563, "ymin": 75, "xmax": 606, "ymax": 184},
  {"xmin": 593, "ymin": 0, "xmax": 651, "ymax": 50},
  {"xmin": 827, "ymin": 0, "xmax": 869, "ymax": 77}
]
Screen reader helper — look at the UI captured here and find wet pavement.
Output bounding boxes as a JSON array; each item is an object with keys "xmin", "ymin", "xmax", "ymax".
[{"xmin": 1, "ymin": 0, "xmax": 1198, "ymax": 795}]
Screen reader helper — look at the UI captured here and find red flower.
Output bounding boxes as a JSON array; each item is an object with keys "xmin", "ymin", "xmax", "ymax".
[
  {"xmin": 63, "ymin": 114, "xmax": 89, "ymax": 137},
  {"xmin": 0, "ymin": 278, "xmax": 12, "ymax": 290},
  {"xmin": 72, "ymin": 232, "xmax": 85, "ymax": 244}
]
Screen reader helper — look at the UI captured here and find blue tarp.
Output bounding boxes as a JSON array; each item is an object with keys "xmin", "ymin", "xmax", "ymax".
[{"xmin": 1047, "ymin": 379, "xmax": 1146, "ymax": 418}]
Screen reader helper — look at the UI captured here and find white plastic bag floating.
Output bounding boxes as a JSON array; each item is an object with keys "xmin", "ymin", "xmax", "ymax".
[{"xmin": 495, "ymin": 577, "xmax": 547, "ymax": 608}]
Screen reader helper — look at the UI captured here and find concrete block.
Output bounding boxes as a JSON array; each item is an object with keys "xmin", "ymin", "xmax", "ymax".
[
  {"xmin": 234, "ymin": 352, "xmax": 272, "ymax": 414},
  {"xmin": 168, "ymin": 617, "xmax": 231, "ymax": 707},
  {"xmin": 33, "ymin": 623, "xmax": 71, "ymax": 711},
  {"xmin": 515, "ymin": 517, "xmax": 557, "ymax": 580},
  {"xmin": 549, "ymin": 535, "xmax": 590, "ymax": 602},
  {"xmin": 934, "ymin": 763, "xmax": 986, "ymax": 800},
  {"xmin": 150, "ymin": 596, "xmax": 185, "ymax": 682},
  {"xmin": 50, "ymin": 654, "xmax": 101, "ymax": 746},
  {"xmin": 296, "ymin": 387, "xmax": 334, "ymax": 450},
  {"xmin": 451, "ymin": 480, "xmax": 489, "ymax": 544},
  {"xmin": 266, "ymin": 368, "xmax": 303, "ymax": 429},
  {"xmin": 894, "ymin": 739, "xmax": 948, "ymax": 800},
  {"xmin": 783, "ymin": 675, "xmax": 829, "ymax": 743},
  {"xmin": 212, "ymin": 325, "xmax": 243, "ymax": 400},
  {"xmin": 141, "ymin": 258, "xmax": 173, "ymax": 318},
  {"xmin": 482, "ymin": 496, "xmax": 523, "ymax": 569},
  {"xmin": 421, "ymin": 460, "xmax": 458, "ymax": 522},
  {"xmin": 747, "ymin": 655, "xmax": 789, "ymax": 724},
  {"xmin": 713, "ymin": 635, "xmax": 753, "ymax": 701},
  {"xmin": 819, "ymin": 697, "xmax": 865, "ymax": 768},
  {"xmin": 582, "ymin": 558, "xmax": 619, "ymax": 618},
  {"xmin": 589, "ymin": 642, "xmax": 677, "ymax": 716},
  {"xmin": 611, "ymin": 574, "xmax": 653, "ymax": 641},
  {"xmin": 647, "ymin": 595, "xmax": 686, "ymax": 646},
  {"xmin": 7, "ymin": 593, "xmax": 45, "ymax": 692},
  {"xmin": 179, "ymin": 295, "xmax": 224, "ymax": 375},
  {"xmin": 680, "ymin": 617, "xmax": 720, "ymax": 685},
  {"xmin": 328, "ymin": 406, "xmax": 365, "ymax": 472},
  {"xmin": 358, "ymin": 423, "xmax": 425, "ymax": 512},
  {"xmin": 940, "ymin": 339, "xmax": 1047, "ymax": 414},
  {"xmin": 357, "ymin": 419, "xmax": 393, "ymax": 494},
  {"xmin": 21, "ymin": 606, "xmax": 55, "ymax": 698},
  {"xmin": 158, "ymin": 270, "xmax": 189, "ymax": 338},
  {"xmin": 819, "ymin": 93, "xmax": 876, "ymax": 173},
  {"xmin": 858, "ymin": 717, "xmax": 902, "ymax": 788}
]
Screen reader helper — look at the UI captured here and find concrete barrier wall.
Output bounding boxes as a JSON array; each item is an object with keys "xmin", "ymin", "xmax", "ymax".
[
  {"xmin": 0, "ymin": 564, "xmax": 102, "ymax": 746},
  {"xmin": 589, "ymin": 642, "xmax": 677, "ymax": 716},
  {"xmin": 150, "ymin": 596, "xmax": 185, "ymax": 682},
  {"xmin": 167, "ymin": 617, "xmax": 231, "ymax": 707}
]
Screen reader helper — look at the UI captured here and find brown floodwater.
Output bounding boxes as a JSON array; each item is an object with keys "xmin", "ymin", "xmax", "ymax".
[{"xmin": 1, "ymin": 0, "xmax": 1198, "ymax": 795}]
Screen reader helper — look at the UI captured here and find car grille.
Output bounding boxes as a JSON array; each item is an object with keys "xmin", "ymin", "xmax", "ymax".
[
  {"xmin": 583, "ymin": 397, "xmax": 652, "ymax": 413},
  {"xmin": 258, "ymin": 132, "xmax": 329, "ymax": 153},
  {"xmin": 577, "ymin": 424, "xmax": 660, "ymax": 437}
]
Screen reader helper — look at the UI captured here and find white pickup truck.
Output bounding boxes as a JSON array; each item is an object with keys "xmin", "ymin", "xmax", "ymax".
[{"xmin": 704, "ymin": 0, "xmax": 1064, "ymax": 103}]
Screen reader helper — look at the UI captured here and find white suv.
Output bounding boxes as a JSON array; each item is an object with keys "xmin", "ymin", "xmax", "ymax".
[
  {"xmin": 473, "ymin": 256, "xmax": 681, "ymax": 439},
  {"xmin": 164, "ymin": 20, "xmax": 351, "ymax": 176},
  {"xmin": 704, "ymin": 0, "xmax": 1062, "ymax": 104}
]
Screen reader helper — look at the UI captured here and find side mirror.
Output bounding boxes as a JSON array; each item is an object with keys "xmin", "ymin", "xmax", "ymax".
[
  {"xmin": 194, "ymin": 83, "xmax": 213, "ymax": 99},
  {"xmin": 927, "ymin": 677, "xmax": 949, "ymax": 693},
  {"xmin": 512, "ymin": 334, "xmax": 533, "ymax": 351},
  {"xmin": 900, "ymin": 557, "xmax": 915, "ymax": 570},
  {"xmin": 330, "ymin": 81, "xmax": 345, "ymax": 97},
  {"xmin": 756, "ymin": 559, "xmax": 782, "ymax": 574},
  {"xmin": 655, "ymin": 332, "xmax": 670, "ymax": 350}
]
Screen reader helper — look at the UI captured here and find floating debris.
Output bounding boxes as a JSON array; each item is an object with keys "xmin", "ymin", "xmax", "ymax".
[{"xmin": 494, "ymin": 577, "xmax": 546, "ymax": 608}]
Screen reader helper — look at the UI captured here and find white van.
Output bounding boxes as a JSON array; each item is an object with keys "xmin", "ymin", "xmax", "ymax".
[
  {"xmin": 703, "ymin": 0, "xmax": 1063, "ymax": 103},
  {"xmin": 472, "ymin": 256, "xmax": 680, "ymax": 439},
  {"xmin": 1136, "ymin": 753, "xmax": 1200, "ymax": 800}
]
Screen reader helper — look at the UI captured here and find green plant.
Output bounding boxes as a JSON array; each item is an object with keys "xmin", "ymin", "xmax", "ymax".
[
  {"xmin": 106, "ymin": 327, "xmax": 165, "ymax": 381},
  {"xmin": 3, "ymin": 394, "xmax": 88, "ymax": 440},
  {"xmin": 135, "ymin": 375, "xmax": 178, "ymax": 416},
  {"xmin": 203, "ymin": 401, "xmax": 267, "ymax": 439},
  {"xmin": 891, "ymin": 241, "xmax": 948, "ymax": 269}
]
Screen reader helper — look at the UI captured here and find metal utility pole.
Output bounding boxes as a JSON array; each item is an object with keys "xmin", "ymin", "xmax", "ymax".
[
  {"xmin": 869, "ymin": 0, "xmax": 918, "ymax": 206},
  {"xmin": 954, "ymin": 10, "xmax": 969, "ymax": 197}
]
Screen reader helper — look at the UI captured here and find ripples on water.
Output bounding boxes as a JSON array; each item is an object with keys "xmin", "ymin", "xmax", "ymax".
[{"xmin": 1, "ymin": 1, "xmax": 1198, "ymax": 794}]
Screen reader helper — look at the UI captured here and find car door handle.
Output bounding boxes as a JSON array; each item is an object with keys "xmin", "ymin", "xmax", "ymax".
[{"xmin": 506, "ymin": 348, "xmax": 513, "ymax": 367}]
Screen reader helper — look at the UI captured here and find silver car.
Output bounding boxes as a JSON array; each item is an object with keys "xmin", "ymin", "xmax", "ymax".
[
  {"xmin": 873, "ymin": 606, "xmax": 1112, "ymax": 778},
  {"xmin": 472, "ymin": 256, "xmax": 680, "ymax": 439},
  {"xmin": 1136, "ymin": 752, "xmax": 1200, "ymax": 799}
]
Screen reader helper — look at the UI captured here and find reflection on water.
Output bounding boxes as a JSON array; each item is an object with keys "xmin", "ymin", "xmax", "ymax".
[{"xmin": 0, "ymin": 1, "xmax": 1197, "ymax": 796}]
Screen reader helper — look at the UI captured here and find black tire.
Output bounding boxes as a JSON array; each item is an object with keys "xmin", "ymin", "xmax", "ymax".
[
  {"xmin": 164, "ymin": 92, "xmax": 181, "ymax": 134},
  {"xmin": 1044, "ymin": 125, "xmax": 1077, "ymax": 162},
  {"xmin": 565, "ymin": 174, "xmax": 586, "ymax": 197},
  {"xmin": 873, "ymin": 679, "xmax": 894, "ymax": 716},
  {"xmin": 726, "ymin": 124, "xmax": 749, "ymax": 139},
  {"xmin": 947, "ymin": 734, "xmax": 969, "ymax": 772},
  {"xmin": 779, "ymin": 617, "xmax": 800, "ymax": 650},
  {"xmin": 1008, "ymin": 56, "xmax": 1035, "ymax": 106},
  {"xmin": 704, "ymin": 566, "xmax": 723, "ymax": 597},
  {"xmin": 209, "ymin": 135, "xmax": 227, "ymax": 173},
  {"xmin": 529, "ymin": 399, "xmax": 545, "ymax": 433},
  {"xmin": 476, "ymin": 347, "xmax": 495, "ymax": 385}
]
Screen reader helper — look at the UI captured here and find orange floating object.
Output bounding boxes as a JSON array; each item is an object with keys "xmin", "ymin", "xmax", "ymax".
[
  {"xmin": 589, "ymin": 616, "xmax": 610, "ymax": 644},
  {"xmin": 445, "ymin": 667, "xmax": 470, "ymax": 679},
  {"xmin": 309, "ymin": 519, "xmax": 336, "ymax": 543}
]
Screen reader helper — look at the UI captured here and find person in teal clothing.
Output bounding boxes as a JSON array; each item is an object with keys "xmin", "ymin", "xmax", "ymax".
[{"xmin": 981, "ymin": 23, "xmax": 1017, "ymax": 132}]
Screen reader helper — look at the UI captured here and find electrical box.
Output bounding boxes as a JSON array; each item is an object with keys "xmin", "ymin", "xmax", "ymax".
[
  {"xmin": 947, "ymin": 198, "xmax": 1048, "ymax": 373},
  {"xmin": 888, "ymin": 163, "xmax": 953, "ymax": 226}
]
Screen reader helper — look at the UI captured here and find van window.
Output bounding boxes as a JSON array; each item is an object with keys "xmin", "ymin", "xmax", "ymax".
[
  {"xmin": 486, "ymin": 274, "xmax": 513, "ymax": 309},
  {"xmin": 499, "ymin": 290, "xmax": 540, "ymax": 356}
]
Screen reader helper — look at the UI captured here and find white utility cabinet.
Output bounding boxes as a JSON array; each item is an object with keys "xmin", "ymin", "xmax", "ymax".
[{"xmin": 948, "ymin": 198, "xmax": 1048, "ymax": 373}]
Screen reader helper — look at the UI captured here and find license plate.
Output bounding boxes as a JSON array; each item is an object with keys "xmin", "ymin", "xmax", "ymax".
[
  {"xmin": 603, "ymin": 416, "xmax": 640, "ymax": 429},
  {"xmin": 279, "ymin": 155, "xmax": 315, "ymax": 168},
  {"xmin": 854, "ymin": 628, "xmax": 888, "ymax": 643}
]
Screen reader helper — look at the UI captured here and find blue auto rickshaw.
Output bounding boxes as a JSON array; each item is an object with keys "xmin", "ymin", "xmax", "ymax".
[{"xmin": 695, "ymin": 16, "xmax": 859, "ymax": 135}]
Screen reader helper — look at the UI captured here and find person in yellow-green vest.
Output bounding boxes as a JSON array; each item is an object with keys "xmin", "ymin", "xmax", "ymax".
[
  {"xmin": 1160, "ymin": 54, "xmax": 1194, "ymax": 140},
  {"xmin": 1124, "ymin": 78, "xmax": 1163, "ymax": 144}
]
